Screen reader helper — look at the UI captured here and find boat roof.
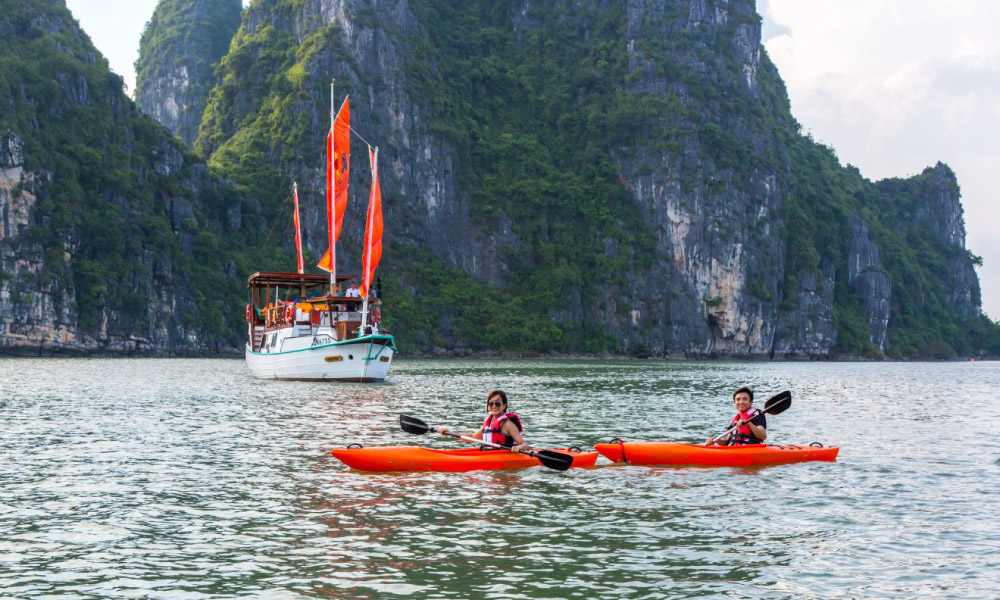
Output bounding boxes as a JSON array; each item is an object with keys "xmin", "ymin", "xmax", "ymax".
[{"xmin": 247, "ymin": 272, "xmax": 359, "ymax": 288}]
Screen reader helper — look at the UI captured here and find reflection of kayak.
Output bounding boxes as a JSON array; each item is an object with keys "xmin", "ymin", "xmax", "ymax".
[
  {"xmin": 594, "ymin": 441, "xmax": 839, "ymax": 467},
  {"xmin": 331, "ymin": 446, "xmax": 599, "ymax": 472}
]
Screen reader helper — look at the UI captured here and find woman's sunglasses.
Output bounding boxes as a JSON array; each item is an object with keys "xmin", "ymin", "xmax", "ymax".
[{"xmin": 487, "ymin": 400, "xmax": 504, "ymax": 407}]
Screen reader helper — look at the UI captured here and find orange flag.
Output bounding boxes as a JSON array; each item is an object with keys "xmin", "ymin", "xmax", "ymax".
[
  {"xmin": 318, "ymin": 97, "xmax": 350, "ymax": 272},
  {"xmin": 360, "ymin": 146, "xmax": 383, "ymax": 298}
]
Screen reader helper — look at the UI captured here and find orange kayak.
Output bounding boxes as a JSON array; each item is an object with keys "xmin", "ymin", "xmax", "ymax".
[
  {"xmin": 331, "ymin": 446, "xmax": 599, "ymax": 472},
  {"xmin": 594, "ymin": 441, "xmax": 839, "ymax": 467}
]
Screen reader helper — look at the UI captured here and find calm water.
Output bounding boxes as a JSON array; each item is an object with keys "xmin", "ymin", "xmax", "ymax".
[{"xmin": 0, "ymin": 358, "xmax": 997, "ymax": 599}]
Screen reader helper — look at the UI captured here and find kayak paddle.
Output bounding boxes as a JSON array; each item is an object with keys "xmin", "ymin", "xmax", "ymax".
[
  {"xmin": 399, "ymin": 414, "xmax": 574, "ymax": 471},
  {"xmin": 707, "ymin": 390, "xmax": 792, "ymax": 445}
]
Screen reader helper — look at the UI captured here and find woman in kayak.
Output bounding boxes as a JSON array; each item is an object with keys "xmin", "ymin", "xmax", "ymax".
[
  {"xmin": 706, "ymin": 386, "xmax": 766, "ymax": 446},
  {"xmin": 439, "ymin": 389, "xmax": 530, "ymax": 452}
]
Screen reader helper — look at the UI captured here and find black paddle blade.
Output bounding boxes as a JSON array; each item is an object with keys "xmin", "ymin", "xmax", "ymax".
[
  {"xmin": 532, "ymin": 449, "xmax": 574, "ymax": 471},
  {"xmin": 399, "ymin": 414, "xmax": 432, "ymax": 435},
  {"xmin": 763, "ymin": 391, "xmax": 792, "ymax": 415}
]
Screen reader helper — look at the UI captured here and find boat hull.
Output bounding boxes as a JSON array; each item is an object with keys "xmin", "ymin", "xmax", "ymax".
[
  {"xmin": 594, "ymin": 441, "xmax": 839, "ymax": 467},
  {"xmin": 245, "ymin": 335, "xmax": 394, "ymax": 381},
  {"xmin": 331, "ymin": 446, "xmax": 599, "ymax": 472}
]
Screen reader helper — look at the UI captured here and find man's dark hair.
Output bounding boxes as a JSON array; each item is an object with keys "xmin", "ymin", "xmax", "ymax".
[{"xmin": 733, "ymin": 386, "xmax": 754, "ymax": 402}]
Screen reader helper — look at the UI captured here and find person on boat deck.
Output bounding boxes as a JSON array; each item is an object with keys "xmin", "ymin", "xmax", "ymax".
[
  {"xmin": 328, "ymin": 285, "xmax": 346, "ymax": 311},
  {"xmin": 345, "ymin": 280, "xmax": 362, "ymax": 298},
  {"xmin": 438, "ymin": 389, "xmax": 529, "ymax": 453},
  {"xmin": 706, "ymin": 386, "xmax": 766, "ymax": 446}
]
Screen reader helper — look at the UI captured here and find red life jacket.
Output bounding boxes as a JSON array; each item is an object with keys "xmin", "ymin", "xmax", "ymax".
[
  {"xmin": 728, "ymin": 407, "xmax": 765, "ymax": 445},
  {"xmin": 481, "ymin": 412, "xmax": 523, "ymax": 447}
]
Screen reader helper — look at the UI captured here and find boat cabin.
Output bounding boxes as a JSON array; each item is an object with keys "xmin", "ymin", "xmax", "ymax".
[{"xmin": 246, "ymin": 271, "xmax": 379, "ymax": 352}]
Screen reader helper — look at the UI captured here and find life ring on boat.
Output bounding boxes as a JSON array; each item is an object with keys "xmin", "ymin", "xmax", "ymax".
[
  {"xmin": 245, "ymin": 304, "xmax": 252, "ymax": 322},
  {"xmin": 284, "ymin": 303, "xmax": 294, "ymax": 322}
]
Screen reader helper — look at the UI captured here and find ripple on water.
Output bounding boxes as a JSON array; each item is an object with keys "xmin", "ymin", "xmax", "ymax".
[{"xmin": 1, "ymin": 358, "xmax": 998, "ymax": 598}]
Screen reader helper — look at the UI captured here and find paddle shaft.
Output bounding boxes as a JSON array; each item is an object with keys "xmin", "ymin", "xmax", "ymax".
[
  {"xmin": 439, "ymin": 429, "xmax": 522, "ymax": 451},
  {"xmin": 399, "ymin": 414, "xmax": 573, "ymax": 471},
  {"xmin": 438, "ymin": 429, "xmax": 572, "ymax": 468}
]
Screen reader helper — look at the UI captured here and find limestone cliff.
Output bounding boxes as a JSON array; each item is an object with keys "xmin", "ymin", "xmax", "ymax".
[
  {"xmin": 135, "ymin": 0, "xmax": 243, "ymax": 145},
  {"xmin": 1, "ymin": 130, "xmax": 79, "ymax": 351},
  {"xmin": 4, "ymin": 0, "xmax": 997, "ymax": 358},
  {"xmin": 1, "ymin": 0, "xmax": 244, "ymax": 355},
  {"xmin": 609, "ymin": 0, "xmax": 785, "ymax": 356},
  {"xmin": 186, "ymin": 0, "xmax": 996, "ymax": 358},
  {"xmin": 846, "ymin": 218, "xmax": 890, "ymax": 352}
]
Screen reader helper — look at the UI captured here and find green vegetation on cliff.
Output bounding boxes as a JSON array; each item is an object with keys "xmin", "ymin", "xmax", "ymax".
[
  {"xmin": 6, "ymin": 0, "xmax": 997, "ymax": 357},
  {"xmin": 198, "ymin": 1, "xmax": 660, "ymax": 352},
  {"xmin": 402, "ymin": 1, "xmax": 999, "ymax": 357},
  {"xmin": 0, "ymin": 0, "xmax": 252, "ymax": 349},
  {"xmin": 135, "ymin": 0, "xmax": 243, "ymax": 144},
  {"xmin": 196, "ymin": 0, "xmax": 998, "ymax": 357},
  {"xmin": 392, "ymin": 1, "xmax": 659, "ymax": 352},
  {"xmin": 777, "ymin": 123, "xmax": 998, "ymax": 358}
]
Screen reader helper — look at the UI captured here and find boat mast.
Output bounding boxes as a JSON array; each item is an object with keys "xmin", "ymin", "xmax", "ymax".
[
  {"xmin": 360, "ymin": 146, "xmax": 378, "ymax": 336},
  {"xmin": 292, "ymin": 181, "xmax": 306, "ymax": 300},
  {"xmin": 329, "ymin": 79, "xmax": 337, "ymax": 295},
  {"xmin": 292, "ymin": 182, "xmax": 303, "ymax": 274}
]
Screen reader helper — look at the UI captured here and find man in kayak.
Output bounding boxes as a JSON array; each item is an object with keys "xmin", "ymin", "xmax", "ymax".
[
  {"xmin": 706, "ymin": 386, "xmax": 766, "ymax": 446},
  {"xmin": 439, "ymin": 389, "xmax": 530, "ymax": 452}
]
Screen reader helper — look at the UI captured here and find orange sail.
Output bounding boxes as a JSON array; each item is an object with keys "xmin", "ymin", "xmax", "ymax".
[
  {"xmin": 360, "ymin": 146, "xmax": 383, "ymax": 298},
  {"xmin": 318, "ymin": 97, "xmax": 350, "ymax": 272}
]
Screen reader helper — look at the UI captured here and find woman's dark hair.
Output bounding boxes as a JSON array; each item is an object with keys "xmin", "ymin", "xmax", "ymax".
[
  {"xmin": 486, "ymin": 389, "xmax": 508, "ymax": 410},
  {"xmin": 733, "ymin": 386, "xmax": 754, "ymax": 402}
]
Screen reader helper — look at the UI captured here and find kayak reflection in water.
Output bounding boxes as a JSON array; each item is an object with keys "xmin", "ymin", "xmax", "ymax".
[
  {"xmin": 438, "ymin": 389, "xmax": 530, "ymax": 452},
  {"xmin": 706, "ymin": 386, "xmax": 767, "ymax": 446}
]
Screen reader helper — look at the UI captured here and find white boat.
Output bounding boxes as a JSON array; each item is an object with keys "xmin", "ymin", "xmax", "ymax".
[
  {"xmin": 244, "ymin": 83, "xmax": 394, "ymax": 381},
  {"xmin": 244, "ymin": 272, "xmax": 395, "ymax": 382}
]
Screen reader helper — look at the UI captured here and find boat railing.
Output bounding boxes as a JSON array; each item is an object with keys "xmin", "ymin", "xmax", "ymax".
[{"xmin": 252, "ymin": 298, "xmax": 380, "ymax": 343}]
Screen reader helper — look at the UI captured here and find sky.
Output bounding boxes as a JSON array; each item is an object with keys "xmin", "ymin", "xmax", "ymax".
[
  {"xmin": 65, "ymin": 0, "xmax": 159, "ymax": 95},
  {"xmin": 66, "ymin": 0, "xmax": 1000, "ymax": 319},
  {"xmin": 758, "ymin": 0, "xmax": 1000, "ymax": 319}
]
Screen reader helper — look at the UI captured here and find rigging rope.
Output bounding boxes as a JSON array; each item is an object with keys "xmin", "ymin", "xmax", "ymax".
[
  {"xmin": 349, "ymin": 125, "xmax": 374, "ymax": 151},
  {"xmin": 258, "ymin": 125, "xmax": 375, "ymax": 263},
  {"xmin": 259, "ymin": 182, "xmax": 295, "ymax": 255}
]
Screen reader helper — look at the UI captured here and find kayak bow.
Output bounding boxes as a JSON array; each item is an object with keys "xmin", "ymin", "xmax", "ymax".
[
  {"xmin": 595, "ymin": 441, "xmax": 839, "ymax": 467},
  {"xmin": 332, "ymin": 445, "xmax": 599, "ymax": 472}
]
